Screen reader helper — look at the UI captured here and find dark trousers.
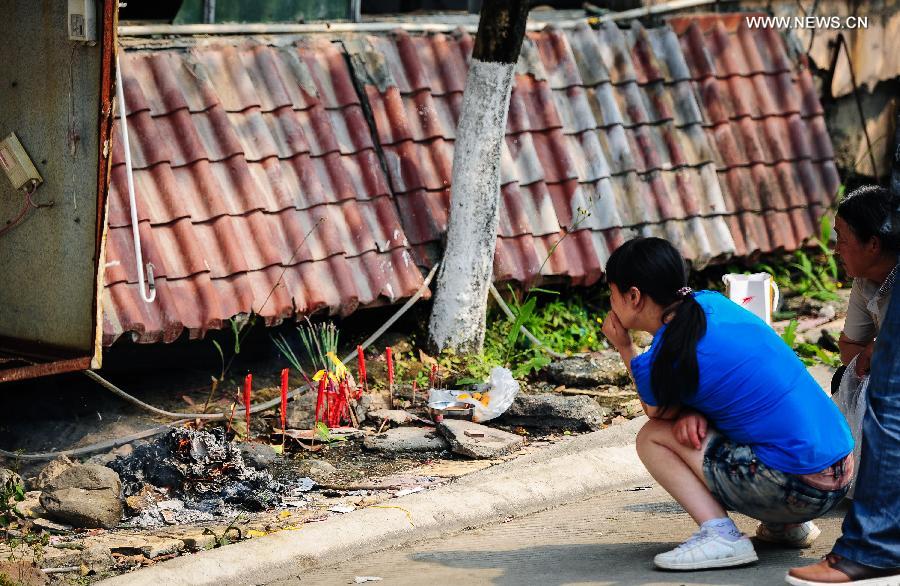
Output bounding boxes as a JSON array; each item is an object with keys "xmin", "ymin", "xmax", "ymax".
[{"xmin": 832, "ymin": 287, "xmax": 900, "ymax": 568}]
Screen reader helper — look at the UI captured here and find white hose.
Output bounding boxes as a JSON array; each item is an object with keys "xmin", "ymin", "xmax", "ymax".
[{"xmin": 115, "ymin": 53, "xmax": 156, "ymax": 304}]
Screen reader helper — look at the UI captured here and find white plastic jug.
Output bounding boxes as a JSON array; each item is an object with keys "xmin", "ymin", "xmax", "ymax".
[{"xmin": 722, "ymin": 272, "xmax": 780, "ymax": 326}]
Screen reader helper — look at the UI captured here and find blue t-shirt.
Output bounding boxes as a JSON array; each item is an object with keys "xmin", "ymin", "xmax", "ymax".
[{"xmin": 631, "ymin": 291, "xmax": 853, "ymax": 474}]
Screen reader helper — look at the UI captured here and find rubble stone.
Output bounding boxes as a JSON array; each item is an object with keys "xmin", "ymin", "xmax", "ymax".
[
  {"xmin": 363, "ymin": 427, "xmax": 449, "ymax": 453},
  {"xmin": 500, "ymin": 394, "xmax": 605, "ymax": 431},
  {"xmin": 14, "ymin": 491, "xmax": 45, "ymax": 519},
  {"xmin": 307, "ymin": 459, "xmax": 337, "ymax": 477},
  {"xmin": 545, "ymin": 353, "xmax": 629, "ymax": 388},
  {"xmin": 437, "ymin": 420, "xmax": 525, "ymax": 459},
  {"xmin": 39, "ymin": 464, "xmax": 123, "ymax": 529},
  {"xmin": 0, "ymin": 468, "xmax": 23, "ymax": 491},
  {"xmin": 80, "ymin": 543, "xmax": 115, "ymax": 574},
  {"xmin": 84, "ymin": 533, "xmax": 184, "ymax": 559},
  {"xmin": 286, "ymin": 391, "xmax": 319, "ymax": 429},
  {"xmin": 41, "ymin": 488, "xmax": 123, "ymax": 529},
  {"xmin": 31, "ymin": 455, "xmax": 75, "ymax": 490},
  {"xmin": 367, "ymin": 409, "xmax": 430, "ymax": 426},
  {"xmin": 238, "ymin": 442, "xmax": 279, "ymax": 470},
  {"xmin": 88, "ymin": 443, "xmax": 134, "ymax": 467}
]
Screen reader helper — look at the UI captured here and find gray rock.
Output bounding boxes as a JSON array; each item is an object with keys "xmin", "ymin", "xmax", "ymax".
[
  {"xmin": 238, "ymin": 442, "xmax": 279, "ymax": 470},
  {"xmin": 363, "ymin": 427, "xmax": 449, "ymax": 453},
  {"xmin": 31, "ymin": 455, "xmax": 75, "ymax": 490},
  {"xmin": 355, "ymin": 394, "xmax": 375, "ymax": 425},
  {"xmin": 545, "ymin": 353, "xmax": 629, "ymax": 388},
  {"xmin": 40, "ymin": 464, "xmax": 123, "ymax": 529},
  {"xmin": 0, "ymin": 467, "xmax": 23, "ymax": 492},
  {"xmin": 307, "ymin": 459, "xmax": 337, "ymax": 477},
  {"xmin": 437, "ymin": 420, "xmax": 525, "ymax": 459},
  {"xmin": 286, "ymin": 390, "xmax": 319, "ymax": 429},
  {"xmin": 500, "ymin": 393, "xmax": 605, "ymax": 431},
  {"xmin": 80, "ymin": 543, "xmax": 115, "ymax": 574},
  {"xmin": 40, "ymin": 487, "xmax": 123, "ymax": 529},
  {"xmin": 44, "ymin": 464, "xmax": 121, "ymax": 494}
]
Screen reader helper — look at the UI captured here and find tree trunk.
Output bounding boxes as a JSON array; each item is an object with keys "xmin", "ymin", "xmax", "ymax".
[{"xmin": 427, "ymin": 0, "xmax": 530, "ymax": 354}]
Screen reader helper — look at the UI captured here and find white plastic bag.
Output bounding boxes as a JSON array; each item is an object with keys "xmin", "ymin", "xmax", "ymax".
[
  {"xmin": 427, "ymin": 367, "xmax": 520, "ymax": 423},
  {"xmin": 833, "ymin": 355, "xmax": 868, "ymax": 497}
]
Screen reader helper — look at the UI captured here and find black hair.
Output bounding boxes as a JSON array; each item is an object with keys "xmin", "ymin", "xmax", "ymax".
[
  {"xmin": 836, "ymin": 185, "xmax": 900, "ymax": 254},
  {"xmin": 605, "ymin": 237, "xmax": 707, "ymax": 411}
]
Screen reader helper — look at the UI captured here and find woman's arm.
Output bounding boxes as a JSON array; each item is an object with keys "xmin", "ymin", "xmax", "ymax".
[
  {"xmin": 602, "ymin": 312, "xmax": 679, "ymax": 420},
  {"xmin": 838, "ymin": 333, "xmax": 870, "ymax": 365}
]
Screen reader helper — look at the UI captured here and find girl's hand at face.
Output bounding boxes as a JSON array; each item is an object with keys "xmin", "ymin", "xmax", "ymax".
[{"xmin": 602, "ymin": 310, "xmax": 632, "ymax": 351}]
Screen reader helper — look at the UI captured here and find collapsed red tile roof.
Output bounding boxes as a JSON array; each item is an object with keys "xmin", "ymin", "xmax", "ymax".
[{"xmin": 105, "ymin": 14, "xmax": 841, "ymax": 345}]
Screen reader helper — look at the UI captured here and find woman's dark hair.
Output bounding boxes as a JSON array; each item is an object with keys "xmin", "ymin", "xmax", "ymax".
[
  {"xmin": 837, "ymin": 185, "xmax": 900, "ymax": 254},
  {"xmin": 605, "ymin": 237, "xmax": 707, "ymax": 411}
]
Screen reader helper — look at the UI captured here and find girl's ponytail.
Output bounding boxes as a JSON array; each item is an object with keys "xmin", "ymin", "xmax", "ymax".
[{"xmin": 605, "ymin": 238, "xmax": 707, "ymax": 410}]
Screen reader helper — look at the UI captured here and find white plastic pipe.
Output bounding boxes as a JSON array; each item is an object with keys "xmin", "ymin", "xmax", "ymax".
[{"xmin": 115, "ymin": 53, "xmax": 156, "ymax": 304}]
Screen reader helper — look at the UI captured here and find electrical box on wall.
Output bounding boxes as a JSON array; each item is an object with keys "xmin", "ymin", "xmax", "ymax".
[
  {"xmin": 68, "ymin": 0, "xmax": 97, "ymax": 42},
  {"xmin": 0, "ymin": 133, "xmax": 43, "ymax": 192}
]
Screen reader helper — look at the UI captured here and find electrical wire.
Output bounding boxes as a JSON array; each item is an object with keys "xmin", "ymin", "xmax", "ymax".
[{"xmin": 0, "ymin": 183, "xmax": 39, "ymax": 238}]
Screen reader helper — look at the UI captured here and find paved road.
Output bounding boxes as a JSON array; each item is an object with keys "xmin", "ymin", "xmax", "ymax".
[{"xmin": 282, "ymin": 481, "xmax": 846, "ymax": 586}]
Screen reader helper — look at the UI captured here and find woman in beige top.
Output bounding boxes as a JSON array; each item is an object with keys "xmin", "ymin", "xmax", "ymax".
[{"xmin": 834, "ymin": 185, "xmax": 900, "ymax": 379}]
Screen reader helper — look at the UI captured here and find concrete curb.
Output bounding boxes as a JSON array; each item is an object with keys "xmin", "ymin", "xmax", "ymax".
[{"xmin": 98, "ymin": 417, "xmax": 651, "ymax": 586}]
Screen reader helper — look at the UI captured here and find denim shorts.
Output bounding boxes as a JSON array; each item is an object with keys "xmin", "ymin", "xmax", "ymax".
[{"xmin": 702, "ymin": 431, "xmax": 851, "ymax": 524}]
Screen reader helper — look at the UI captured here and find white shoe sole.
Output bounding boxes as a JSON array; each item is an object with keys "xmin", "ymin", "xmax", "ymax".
[
  {"xmin": 757, "ymin": 524, "xmax": 822, "ymax": 548},
  {"xmin": 654, "ymin": 550, "xmax": 759, "ymax": 570},
  {"xmin": 786, "ymin": 572, "xmax": 900, "ymax": 585}
]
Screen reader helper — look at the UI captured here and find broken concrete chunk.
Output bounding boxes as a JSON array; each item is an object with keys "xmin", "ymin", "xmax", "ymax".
[
  {"xmin": 545, "ymin": 353, "xmax": 629, "ymax": 388},
  {"xmin": 0, "ymin": 468, "xmax": 23, "ymax": 492},
  {"xmin": 31, "ymin": 455, "xmax": 75, "ymax": 490},
  {"xmin": 80, "ymin": 543, "xmax": 115, "ymax": 574},
  {"xmin": 363, "ymin": 427, "xmax": 449, "ymax": 453},
  {"xmin": 40, "ymin": 487, "xmax": 123, "ymax": 530},
  {"xmin": 85, "ymin": 533, "xmax": 184, "ymax": 559},
  {"xmin": 43, "ymin": 464, "xmax": 121, "ymax": 494},
  {"xmin": 501, "ymin": 393, "xmax": 605, "ymax": 431},
  {"xmin": 306, "ymin": 459, "xmax": 337, "ymax": 477},
  {"xmin": 437, "ymin": 420, "xmax": 525, "ymax": 459},
  {"xmin": 39, "ymin": 464, "xmax": 123, "ymax": 529}
]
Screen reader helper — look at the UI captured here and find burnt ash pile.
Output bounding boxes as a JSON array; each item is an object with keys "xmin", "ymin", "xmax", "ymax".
[{"xmin": 109, "ymin": 428, "xmax": 301, "ymax": 517}]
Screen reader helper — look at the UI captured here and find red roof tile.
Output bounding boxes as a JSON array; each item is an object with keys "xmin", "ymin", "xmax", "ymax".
[
  {"xmin": 104, "ymin": 38, "xmax": 426, "ymax": 344},
  {"xmin": 106, "ymin": 14, "xmax": 842, "ymax": 344}
]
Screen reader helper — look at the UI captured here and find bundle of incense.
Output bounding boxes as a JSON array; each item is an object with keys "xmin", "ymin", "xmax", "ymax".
[
  {"xmin": 280, "ymin": 368, "xmax": 289, "ymax": 441},
  {"xmin": 386, "ymin": 347, "xmax": 394, "ymax": 408},
  {"xmin": 243, "ymin": 374, "xmax": 252, "ymax": 439},
  {"xmin": 357, "ymin": 345, "xmax": 368, "ymax": 397}
]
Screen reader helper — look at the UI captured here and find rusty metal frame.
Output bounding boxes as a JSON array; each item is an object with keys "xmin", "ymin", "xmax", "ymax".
[{"xmin": 0, "ymin": 0, "xmax": 116, "ymax": 383}]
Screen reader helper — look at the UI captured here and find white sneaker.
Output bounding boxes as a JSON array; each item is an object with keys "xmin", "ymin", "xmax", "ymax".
[
  {"xmin": 654, "ymin": 529, "xmax": 759, "ymax": 570},
  {"xmin": 756, "ymin": 521, "xmax": 821, "ymax": 548}
]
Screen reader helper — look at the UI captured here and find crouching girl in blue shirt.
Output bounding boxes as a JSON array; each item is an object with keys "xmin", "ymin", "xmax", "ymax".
[{"xmin": 601, "ymin": 237, "xmax": 854, "ymax": 571}]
